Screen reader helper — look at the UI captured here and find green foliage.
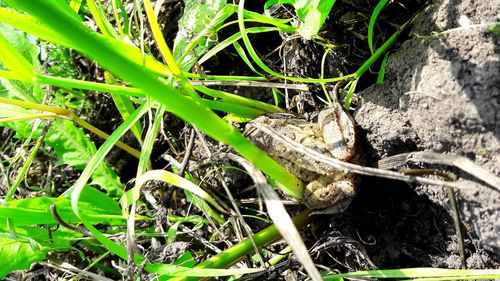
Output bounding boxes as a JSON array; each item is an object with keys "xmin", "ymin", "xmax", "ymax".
[
  {"xmin": 0, "ymin": 19, "xmax": 124, "ymax": 196},
  {"xmin": 173, "ymin": 0, "xmax": 227, "ymax": 70},
  {"xmin": 264, "ymin": 0, "xmax": 336, "ymax": 39},
  {"xmin": 0, "ymin": 237, "xmax": 46, "ymax": 279},
  {"xmin": 368, "ymin": 0, "xmax": 389, "ymax": 54},
  {"xmin": 0, "ymin": 191, "xmax": 123, "ymax": 279},
  {"xmin": 45, "ymin": 120, "xmax": 124, "ymax": 196},
  {"xmin": 0, "ymin": 195, "xmax": 122, "ymax": 226},
  {"xmin": 43, "ymin": 42, "xmax": 78, "ymax": 78}
]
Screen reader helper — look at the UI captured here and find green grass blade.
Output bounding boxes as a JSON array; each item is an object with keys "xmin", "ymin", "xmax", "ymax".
[
  {"xmin": 198, "ymin": 26, "xmax": 278, "ymax": 65},
  {"xmin": 0, "ymin": 26, "xmax": 34, "ymax": 81},
  {"xmin": 70, "ymin": 103, "xmax": 148, "ymax": 215},
  {"xmin": 69, "ymin": 0, "xmax": 83, "ymax": 12},
  {"xmin": 0, "ymin": 7, "xmax": 169, "ymax": 76},
  {"xmin": 194, "ymin": 86, "xmax": 284, "ymax": 114},
  {"xmin": 35, "ymin": 74, "xmax": 144, "ymax": 97},
  {"xmin": 237, "ymin": 0, "xmax": 354, "ymax": 83},
  {"xmin": 4, "ymin": 129, "xmax": 42, "ymax": 201},
  {"xmin": 104, "ymin": 72, "xmax": 143, "ymax": 144},
  {"xmin": 368, "ymin": 0, "xmax": 389, "ymax": 54},
  {"xmin": 6, "ymin": 0, "xmax": 304, "ymax": 199},
  {"xmin": 233, "ymin": 41, "xmax": 265, "ymax": 76},
  {"xmin": 355, "ymin": 18, "xmax": 410, "ymax": 78},
  {"xmin": 323, "ymin": 268, "xmax": 500, "ymax": 280},
  {"xmin": 86, "ymin": 0, "xmax": 120, "ymax": 38},
  {"xmin": 0, "ymin": 7, "xmax": 71, "ymax": 47},
  {"xmin": 377, "ymin": 52, "xmax": 389, "ymax": 84}
]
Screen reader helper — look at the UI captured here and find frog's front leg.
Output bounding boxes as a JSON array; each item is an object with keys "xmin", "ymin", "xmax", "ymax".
[{"xmin": 303, "ymin": 175, "xmax": 357, "ymax": 214}]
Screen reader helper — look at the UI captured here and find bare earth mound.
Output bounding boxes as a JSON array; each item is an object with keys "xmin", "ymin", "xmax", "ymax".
[{"xmin": 352, "ymin": 0, "xmax": 499, "ymax": 268}]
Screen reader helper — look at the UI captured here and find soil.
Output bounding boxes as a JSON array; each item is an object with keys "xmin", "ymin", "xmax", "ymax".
[
  {"xmin": 237, "ymin": 0, "xmax": 499, "ymax": 275},
  {"xmin": 350, "ymin": 0, "xmax": 499, "ymax": 269}
]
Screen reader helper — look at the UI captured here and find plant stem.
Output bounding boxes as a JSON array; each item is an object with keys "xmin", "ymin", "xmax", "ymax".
[{"xmin": 169, "ymin": 210, "xmax": 311, "ymax": 281}]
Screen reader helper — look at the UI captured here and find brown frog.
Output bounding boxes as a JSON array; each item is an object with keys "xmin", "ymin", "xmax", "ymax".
[{"xmin": 247, "ymin": 102, "xmax": 361, "ymax": 214}]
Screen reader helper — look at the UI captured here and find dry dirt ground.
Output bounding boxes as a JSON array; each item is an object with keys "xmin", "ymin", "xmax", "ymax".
[{"xmin": 347, "ymin": 0, "xmax": 499, "ymax": 269}]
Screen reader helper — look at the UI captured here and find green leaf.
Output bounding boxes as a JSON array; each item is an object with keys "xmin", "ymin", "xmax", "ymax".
[
  {"xmin": 0, "ymin": 236, "xmax": 46, "ymax": 279},
  {"xmin": 0, "ymin": 218, "xmax": 81, "ymax": 278},
  {"xmin": 173, "ymin": 0, "xmax": 227, "ymax": 70},
  {"xmin": 45, "ymin": 120, "xmax": 124, "ymax": 196},
  {"xmin": 368, "ymin": 0, "xmax": 389, "ymax": 54},
  {"xmin": 0, "ymin": 196, "xmax": 123, "ymax": 226},
  {"xmin": 167, "ymin": 221, "xmax": 180, "ymax": 244},
  {"xmin": 0, "ymin": 23, "xmax": 35, "ymax": 80},
  {"xmin": 173, "ymin": 251, "xmax": 196, "ymax": 268},
  {"xmin": 264, "ymin": 0, "xmax": 336, "ymax": 39},
  {"xmin": 0, "ymin": 221, "xmax": 81, "ymax": 250}
]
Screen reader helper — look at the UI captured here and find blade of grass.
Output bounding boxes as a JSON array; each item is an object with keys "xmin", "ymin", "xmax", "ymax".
[
  {"xmin": 104, "ymin": 71, "xmax": 143, "ymax": 144},
  {"xmin": 355, "ymin": 18, "xmax": 410, "ymax": 78},
  {"xmin": 86, "ymin": 0, "xmax": 120, "ymax": 38},
  {"xmin": 6, "ymin": 0, "xmax": 304, "ymax": 199},
  {"xmin": 69, "ymin": 103, "xmax": 147, "ymax": 215},
  {"xmin": 69, "ymin": 0, "xmax": 82, "ymax": 13},
  {"xmin": 0, "ymin": 97, "xmax": 141, "ymax": 158},
  {"xmin": 111, "ymin": 0, "xmax": 128, "ymax": 38},
  {"xmin": 198, "ymin": 26, "xmax": 278, "ymax": 65},
  {"xmin": 4, "ymin": 122, "xmax": 46, "ymax": 201},
  {"xmin": 323, "ymin": 268, "xmax": 500, "ymax": 280},
  {"xmin": 233, "ymin": 41, "xmax": 265, "ymax": 76},
  {"xmin": 194, "ymin": 86, "xmax": 284, "ymax": 114},
  {"xmin": 0, "ymin": 30, "xmax": 34, "ymax": 81},
  {"xmin": 237, "ymin": 0, "xmax": 354, "ymax": 83},
  {"xmin": 368, "ymin": 0, "xmax": 389, "ymax": 54},
  {"xmin": 0, "ymin": 7, "xmax": 171, "ymax": 76},
  {"xmin": 377, "ymin": 52, "xmax": 389, "ymax": 84}
]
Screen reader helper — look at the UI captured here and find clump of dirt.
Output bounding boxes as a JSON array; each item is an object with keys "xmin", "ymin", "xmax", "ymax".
[{"xmin": 352, "ymin": 0, "xmax": 499, "ymax": 268}]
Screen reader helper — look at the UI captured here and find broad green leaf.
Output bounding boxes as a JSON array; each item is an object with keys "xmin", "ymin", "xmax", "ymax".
[
  {"xmin": 173, "ymin": 0, "xmax": 227, "ymax": 70},
  {"xmin": 264, "ymin": 0, "xmax": 336, "ymax": 39},
  {"xmin": 45, "ymin": 120, "xmax": 124, "ymax": 196},
  {"xmin": 0, "ymin": 237, "xmax": 46, "ymax": 279},
  {"xmin": 0, "ymin": 218, "xmax": 81, "ymax": 278},
  {"xmin": 0, "ymin": 196, "xmax": 123, "ymax": 226},
  {"xmin": 0, "ymin": 219, "xmax": 81, "ymax": 251}
]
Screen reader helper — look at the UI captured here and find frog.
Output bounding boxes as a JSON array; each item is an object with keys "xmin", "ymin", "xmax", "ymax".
[{"xmin": 246, "ymin": 102, "xmax": 361, "ymax": 214}]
